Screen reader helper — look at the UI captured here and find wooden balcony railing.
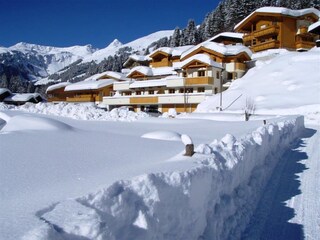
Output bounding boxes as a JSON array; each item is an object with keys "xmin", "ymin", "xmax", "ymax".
[
  {"xmin": 253, "ymin": 25, "xmax": 279, "ymax": 38},
  {"xmin": 251, "ymin": 40, "xmax": 280, "ymax": 52},
  {"xmin": 130, "ymin": 96, "xmax": 159, "ymax": 104},
  {"xmin": 296, "ymin": 40, "xmax": 315, "ymax": 49},
  {"xmin": 185, "ymin": 77, "xmax": 213, "ymax": 86},
  {"xmin": 66, "ymin": 96, "xmax": 95, "ymax": 102}
]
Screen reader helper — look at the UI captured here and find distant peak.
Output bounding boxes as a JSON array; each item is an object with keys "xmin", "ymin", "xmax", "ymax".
[{"xmin": 107, "ymin": 39, "xmax": 123, "ymax": 48}]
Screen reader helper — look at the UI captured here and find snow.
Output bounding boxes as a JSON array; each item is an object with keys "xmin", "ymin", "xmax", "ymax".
[
  {"xmin": 4, "ymin": 93, "xmax": 41, "ymax": 102},
  {"xmin": 64, "ymin": 79, "xmax": 114, "ymax": 91},
  {"xmin": 235, "ymin": 7, "xmax": 320, "ymax": 30},
  {"xmin": 83, "ymin": 30, "xmax": 173, "ymax": 63},
  {"xmin": 0, "ymin": 88, "xmax": 11, "ymax": 95},
  {"xmin": 130, "ymin": 79, "xmax": 167, "ymax": 88},
  {"xmin": 46, "ymin": 82, "xmax": 70, "ymax": 93},
  {"xmin": 308, "ymin": 20, "xmax": 320, "ymax": 32},
  {"xmin": 82, "ymin": 71, "xmax": 129, "ymax": 82},
  {"xmin": 197, "ymin": 49, "xmax": 320, "ymax": 121},
  {"xmin": 1, "ymin": 44, "xmax": 320, "ymax": 239},
  {"xmin": 181, "ymin": 41, "xmax": 252, "ymax": 60},
  {"xmin": 141, "ymin": 130, "xmax": 181, "ymax": 141},
  {"xmin": 180, "ymin": 53, "xmax": 223, "ymax": 68},
  {"xmin": 207, "ymin": 32, "xmax": 244, "ymax": 42},
  {"xmin": 127, "ymin": 66, "xmax": 176, "ymax": 77},
  {"xmin": 0, "ymin": 102, "xmax": 149, "ymax": 121},
  {"xmin": 181, "ymin": 134, "xmax": 193, "ymax": 145}
]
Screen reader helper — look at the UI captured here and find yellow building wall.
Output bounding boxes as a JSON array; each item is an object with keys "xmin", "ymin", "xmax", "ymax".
[{"xmin": 280, "ymin": 17, "xmax": 296, "ymax": 49}]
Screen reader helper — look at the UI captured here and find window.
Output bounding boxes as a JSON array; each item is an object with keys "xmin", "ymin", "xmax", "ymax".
[
  {"xmin": 198, "ymin": 70, "xmax": 205, "ymax": 77},
  {"xmin": 216, "ymin": 71, "xmax": 220, "ymax": 79},
  {"xmin": 124, "ymin": 92, "xmax": 131, "ymax": 96},
  {"xmin": 179, "ymin": 88, "xmax": 184, "ymax": 93},
  {"xmin": 169, "ymin": 89, "xmax": 175, "ymax": 94},
  {"xmin": 252, "ymin": 39, "xmax": 257, "ymax": 45},
  {"xmin": 136, "ymin": 91, "xmax": 141, "ymax": 95},
  {"xmin": 198, "ymin": 87, "xmax": 205, "ymax": 93},
  {"xmin": 214, "ymin": 88, "xmax": 218, "ymax": 94},
  {"xmin": 186, "ymin": 88, "xmax": 193, "ymax": 93},
  {"xmin": 183, "ymin": 72, "xmax": 187, "ymax": 77},
  {"xmin": 149, "ymin": 90, "xmax": 154, "ymax": 95}
]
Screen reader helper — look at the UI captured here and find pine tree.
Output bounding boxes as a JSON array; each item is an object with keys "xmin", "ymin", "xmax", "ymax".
[
  {"xmin": 184, "ymin": 19, "xmax": 198, "ymax": 45},
  {"xmin": 170, "ymin": 27, "xmax": 181, "ymax": 47}
]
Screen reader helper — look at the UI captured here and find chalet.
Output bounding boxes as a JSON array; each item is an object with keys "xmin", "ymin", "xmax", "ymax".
[
  {"xmin": 46, "ymin": 82, "xmax": 72, "ymax": 102},
  {"xmin": 4, "ymin": 93, "xmax": 45, "ymax": 105},
  {"xmin": 123, "ymin": 55, "xmax": 150, "ymax": 69},
  {"xmin": 103, "ymin": 43, "xmax": 246, "ymax": 112},
  {"xmin": 64, "ymin": 79, "xmax": 115, "ymax": 103},
  {"xmin": 180, "ymin": 41, "xmax": 252, "ymax": 82},
  {"xmin": 0, "ymin": 88, "xmax": 12, "ymax": 101},
  {"xmin": 234, "ymin": 7, "xmax": 320, "ymax": 52}
]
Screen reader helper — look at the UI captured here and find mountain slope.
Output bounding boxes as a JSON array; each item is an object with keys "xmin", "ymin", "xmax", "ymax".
[{"xmin": 197, "ymin": 48, "xmax": 320, "ymax": 119}]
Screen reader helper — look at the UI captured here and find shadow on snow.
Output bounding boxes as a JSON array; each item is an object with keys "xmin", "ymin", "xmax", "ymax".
[{"xmin": 241, "ymin": 128, "xmax": 316, "ymax": 240}]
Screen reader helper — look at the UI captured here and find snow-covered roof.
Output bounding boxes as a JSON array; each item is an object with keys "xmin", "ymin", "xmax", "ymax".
[
  {"xmin": 129, "ymin": 79, "xmax": 167, "ymax": 88},
  {"xmin": 127, "ymin": 66, "xmax": 176, "ymax": 77},
  {"xmin": 308, "ymin": 21, "xmax": 320, "ymax": 33},
  {"xmin": 207, "ymin": 32, "xmax": 244, "ymax": 42},
  {"xmin": 123, "ymin": 54, "xmax": 151, "ymax": 67},
  {"xmin": 46, "ymin": 82, "xmax": 71, "ymax": 93},
  {"xmin": 64, "ymin": 79, "xmax": 114, "ymax": 92},
  {"xmin": 0, "ymin": 88, "xmax": 11, "ymax": 95},
  {"xmin": 82, "ymin": 71, "xmax": 128, "ymax": 82},
  {"xmin": 149, "ymin": 47, "xmax": 173, "ymax": 57},
  {"xmin": 181, "ymin": 42, "xmax": 252, "ymax": 60},
  {"xmin": 4, "ymin": 93, "xmax": 42, "ymax": 102},
  {"xmin": 180, "ymin": 54, "xmax": 223, "ymax": 69},
  {"xmin": 235, "ymin": 7, "xmax": 320, "ymax": 30}
]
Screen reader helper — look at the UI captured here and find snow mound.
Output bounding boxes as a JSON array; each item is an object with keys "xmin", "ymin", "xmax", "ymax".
[
  {"xmin": 0, "ymin": 114, "xmax": 72, "ymax": 132},
  {"xmin": 2, "ymin": 102, "xmax": 149, "ymax": 121},
  {"xmin": 141, "ymin": 131, "xmax": 181, "ymax": 141},
  {"xmin": 27, "ymin": 116, "xmax": 304, "ymax": 240}
]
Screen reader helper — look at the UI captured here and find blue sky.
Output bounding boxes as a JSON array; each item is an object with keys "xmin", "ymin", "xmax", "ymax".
[{"xmin": 0, "ymin": 0, "xmax": 220, "ymax": 48}]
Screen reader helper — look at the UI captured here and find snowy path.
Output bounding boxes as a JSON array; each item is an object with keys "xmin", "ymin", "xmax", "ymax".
[{"xmin": 242, "ymin": 125, "xmax": 320, "ymax": 240}]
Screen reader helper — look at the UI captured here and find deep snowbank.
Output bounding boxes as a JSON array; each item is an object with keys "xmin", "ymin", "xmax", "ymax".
[
  {"xmin": 0, "ymin": 102, "xmax": 148, "ymax": 121},
  {"xmin": 197, "ymin": 49, "xmax": 320, "ymax": 118},
  {"xmin": 26, "ymin": 115, "xmax": 304, "ymax": 240}
]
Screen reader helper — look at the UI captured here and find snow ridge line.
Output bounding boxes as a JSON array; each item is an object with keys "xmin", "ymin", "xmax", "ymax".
[{"xmin": 25, "ymin": 116, "xmax": 305, "ymax": 240}]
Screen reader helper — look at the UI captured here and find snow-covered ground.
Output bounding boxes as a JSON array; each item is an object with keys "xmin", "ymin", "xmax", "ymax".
[{"xmin": 0, "ymin": 48, "xmax": 319, "ymax": 239}]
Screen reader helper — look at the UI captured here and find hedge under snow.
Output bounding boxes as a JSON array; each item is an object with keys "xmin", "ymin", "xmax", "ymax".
[{"xmin": 24, "ymin": 116, "xmax": 304, "ymax": 240}]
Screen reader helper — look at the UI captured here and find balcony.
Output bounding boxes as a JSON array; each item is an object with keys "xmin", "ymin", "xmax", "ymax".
[
  {"xmin": 114, "ymin": 81, "xmax": 131, "ymax": 91},
  {"xmin": 130, "ymin": 96, "xmax": 159, "ymax": 104},
  {"xmin": 185, "ymin": 77, "xmax": 213, "ymax": 86},
  {"xmin": 66, "ymin": 96, "xmax": 95, "ymax": 102},
  {"xmin": 251, "ymin": 40, "xmax": 280, "ymax": 52},
  {"xmin": 296, "ymin": 40, "xmax": 315, "ymax": 50},
  {"xmin": 253, "ymin": 25, "xmax": 279, "ymax": 38}
]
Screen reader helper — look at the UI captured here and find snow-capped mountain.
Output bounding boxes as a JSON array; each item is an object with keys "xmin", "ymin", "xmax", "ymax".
[{"xmin": 0, "ymin": 30, "xmax": 173, "ymax": 90}]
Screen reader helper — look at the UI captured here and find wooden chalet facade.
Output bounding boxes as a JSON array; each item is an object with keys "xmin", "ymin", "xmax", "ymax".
[
  {"xmin": 234, "ymin": 7, "xmax": 320, "ymax": 52},
  {"xmin": 103, "ymin": 43, "xmax": 251, "ymax": 113}
]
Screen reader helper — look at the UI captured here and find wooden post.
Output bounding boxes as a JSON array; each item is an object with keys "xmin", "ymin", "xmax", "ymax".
[{"xmin": 185, "ymin": 144, "xmax": 194, "ymax": 157}]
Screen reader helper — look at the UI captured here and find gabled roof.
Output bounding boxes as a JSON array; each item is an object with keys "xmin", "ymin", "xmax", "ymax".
[
  {"xmin": 127, "ymin": 66, "xmax": 176, "ymax": 78},
  {"xmin": 0, "ymin": 88, "xmax": 11, "ymax": 95},
  {"xmin": 46, "ymin": 82, "xmax": 71, "ymax": 93},
  {"xmin": 123, "ymin": 54, "xmax": 151, "ymax": 67},
  {"xmin": 84, "ymin": 71, "xmax": 129, "ymax": 81},
  {"xmin": 180, "ymin": 54, "xmax": 223, "ymax": 69},
  {"xmin": 149, "ymin": 45, "xmax": 194, "ymax": 58},
  {"xmin": 64, "ymin": 79, "xmax": 114, "ymax": 92},
  {"xmin": 180, "ymin": 41, "xmax": 252, "ymax": 60},
  {"xmin": 4, "ymin": 93, "xmax": 43, "ymax": 102},
  {"xmin": 235, "ymin": 7, "xmax": 320, "ymax": 31},
  {"xmin": 207, "ymin": 32, "xmax": 244, "ymax": 42}
]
